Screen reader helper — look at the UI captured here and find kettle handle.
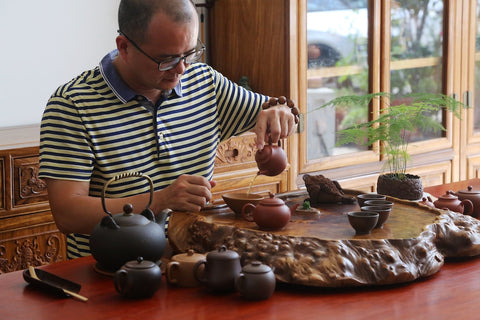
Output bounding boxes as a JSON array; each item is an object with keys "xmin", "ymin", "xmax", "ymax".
[{"xmin": 101, "ymin": 172, "xmax": 154, "ymax": 216}]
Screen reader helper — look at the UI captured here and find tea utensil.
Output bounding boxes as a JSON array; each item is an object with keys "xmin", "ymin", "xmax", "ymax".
[{"xmin": 28, "ymin": 266, "xmax": 88, "ymax": 302}]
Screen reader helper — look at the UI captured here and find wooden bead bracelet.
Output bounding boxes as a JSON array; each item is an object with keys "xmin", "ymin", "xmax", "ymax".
[{"xmin": 261, "ymin": 96, "xmax": 299, "ymax": 124}]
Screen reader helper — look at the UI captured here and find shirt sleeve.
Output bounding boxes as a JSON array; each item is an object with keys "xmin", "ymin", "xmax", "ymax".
[
  {"xmin": 212, "ymin": 68, "xmax": 268, "ymax": 142},
  {"xmin": 39, "ymin": 93, "xmax": 94, "ymax": 181}
]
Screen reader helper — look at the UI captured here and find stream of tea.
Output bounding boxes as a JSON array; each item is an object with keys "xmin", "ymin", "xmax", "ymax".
[{"xmin": 247, "ymin": 173, "xmax": 259, "ymax": 195}]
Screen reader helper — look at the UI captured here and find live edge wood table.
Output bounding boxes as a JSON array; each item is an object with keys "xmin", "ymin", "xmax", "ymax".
[{"xmin": 2, "ymin": 180, "xmax": 480, "ymax": 320}]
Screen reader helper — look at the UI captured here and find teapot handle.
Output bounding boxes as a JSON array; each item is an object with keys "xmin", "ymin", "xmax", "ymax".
[
  {"xmin": 166, "ymin": 261, "xmax": 180, "ymax": 285},
  {"xmin": 193, "ymin": 260, "xmax": 208, "ymax": 284},
  {"xmin": 114, "ymin": 269, "xmax": 131, "ymax": 296},
  {"xmin": 242, "ymin": 203, "xmax": 256, "ymax": 222},
  {"xmin": 101, "ymin": 172, "xmax": 154, "ymax": 216},
  {"xmin": 462, "ymin": 199, "xmax": 474, "ymax": 216},
  {"xmin": 235, "ymin": 273, "xmax": 246, "ymax": 292}
]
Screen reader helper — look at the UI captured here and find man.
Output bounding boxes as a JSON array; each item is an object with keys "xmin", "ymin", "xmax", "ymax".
[{"xmin": 39, "ymin": 0, "xmax": 297, "ymax": 259}]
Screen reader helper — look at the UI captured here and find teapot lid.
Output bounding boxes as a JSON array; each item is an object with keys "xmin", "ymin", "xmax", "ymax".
[
  {"xmin": 242, "ymin": 261, "xmax": 272, "ymax": 274},
  {"xmin": 458, "ymin": 186, "xmax": 480, "ymax": 195},
  {"xmin": 207, "ymin": 245, "xmax": 239, "ymax": 260},
  {"xmin": 172, "ymin": 249, "xmax": 205, "ymax": 263},
  {"xmin": 438, "ymin": 191, "xmax": 458, "ymax": 200},
  {"xmin": 124, "ymin": 257, "xmax": 157, "ymax": 269},
  {"xmin": 113, "ymin": 204, "xmax": 151, "ymax": 227},
  {"xmin": 258, "ymin": 193, "xmax": 285, "ymax": 206}
]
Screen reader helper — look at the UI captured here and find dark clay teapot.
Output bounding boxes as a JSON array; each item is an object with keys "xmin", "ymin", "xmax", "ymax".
[
  {"xmin": 255, "ymin": 141, "xmax": 287, "ymax": 176},
  {"xmin": 90, "ymin": 172, "xmax": 168, "ymax": 271},
  {"xmin": 433, "ymin": 190, "xmax": 474, "ymax": 215},
  {"xmin": 455, "ymin": 186, "xmax": 480, "ymax": 219},
  {"xmin": 193, "ymin": 245, "xmax": 241, "ymax": 292},
  {"xmin": 114, "ymin": 257, "xmax": 162, "ymax": 299},
  {"xmin": 235, "ymin": 261, "xmax": 276, "ymax": 300},
  {"xmin": 242, "ymin": 193, "xmax": 298, "ymax": 230}
]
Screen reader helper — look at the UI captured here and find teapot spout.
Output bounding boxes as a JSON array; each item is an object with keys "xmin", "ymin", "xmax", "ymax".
[
  {"xmin": 290, "ymin": 203, "xmax": 300, "ymax": 214},
  {"xmin": 155, "ymin": 208, "xmax": 172, "ymax": 228}
]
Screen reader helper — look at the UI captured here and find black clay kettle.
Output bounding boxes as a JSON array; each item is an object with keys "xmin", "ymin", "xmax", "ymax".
[{"xmin": 90, "ymin": 172, "xmax": 169, "ymax": 271}]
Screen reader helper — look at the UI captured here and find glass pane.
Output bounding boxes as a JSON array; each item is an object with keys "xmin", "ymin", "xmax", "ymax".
[
  {"xmin": 473, "ymin": 0, "xmax": 480, "ymax": 133},
  {"xmin": 306, "ymin": 0, "xmax": 369, "ymax": 160},
  {"xmin": 390, "ymin": 0, "xmax": 444, "ymax": 142}
]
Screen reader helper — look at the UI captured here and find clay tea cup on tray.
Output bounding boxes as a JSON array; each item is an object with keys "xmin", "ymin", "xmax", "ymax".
[
  {"xmin": 361, "ymin": 205, "xmax": 392, "ymax": 228},
  {"xmin": 357, "ymin": 193, "xmax": 386, "ymax": 207},
  {"xmin": 347, "ymin": 211, "xmax": 379, "ymax": 235},
  {"xmin": 363, "ymin": 199, "xmax": 394, "ymax": 209},
  {"xmin": 222, "ymin": 193, "xmax": 264, "ymax": 215}
]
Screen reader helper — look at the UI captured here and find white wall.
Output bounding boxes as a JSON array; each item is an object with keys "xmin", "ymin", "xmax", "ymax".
[{"xmin": 0, "ymin": 0, "xmax": 121, "ymax": 128}]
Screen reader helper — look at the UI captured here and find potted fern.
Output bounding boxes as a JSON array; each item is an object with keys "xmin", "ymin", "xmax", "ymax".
[{"xmin": 317, "ymin": 92, "xmax": 466, "ymax": 200}]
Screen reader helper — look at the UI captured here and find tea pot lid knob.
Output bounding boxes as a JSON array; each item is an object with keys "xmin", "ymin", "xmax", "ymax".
[{"xmin": 123, "ymin": 203, "xmax": 134, "ymax": 215}]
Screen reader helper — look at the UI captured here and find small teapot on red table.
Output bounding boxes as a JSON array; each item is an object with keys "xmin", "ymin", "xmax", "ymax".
[
  {"xmin": 433, "ymin": 190, "xmax": 474, "ymax": 215},
  {"xmin": 241, "ymin": 193, "xmax": 299, "ymax": 230}
]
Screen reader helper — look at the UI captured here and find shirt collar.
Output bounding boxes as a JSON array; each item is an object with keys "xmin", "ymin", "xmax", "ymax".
[{"xmin": 99, "ymin": 49, "xmax": 182, "ymax": 104}]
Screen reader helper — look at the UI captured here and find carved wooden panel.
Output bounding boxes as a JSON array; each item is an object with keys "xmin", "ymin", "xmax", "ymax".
[
  {"xmin": 0, "ymin": 156, "xmax": 4, "ymax": 211},
  {"xmin": 214, "ymin": 134, "xmax": 257, "ymax": 172},
  {"xmin": 13, "ymin": 155, "xmax": 47, "ymax": 207},
  {"xmin": 0, "ymin": 146, "xmax": 66, "ymax": 273},
  {"xmin": 0, "ymin": 229, "xmax": 66, "ymax": 274}
]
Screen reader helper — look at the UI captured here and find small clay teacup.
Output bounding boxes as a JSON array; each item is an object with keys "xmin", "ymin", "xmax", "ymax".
[
  {"xmin": 347, "ymin": 211, "xmax": 379, "ymax": 235},
  {"xmin": 222, "ymin": 193, "xmax": 264, "ymax": 215},
  {"xmin": 361, "ymin": 205, "xmax": 392, "ymax": 228},
  {"xmin": 357, "ymin": 194, "xmax": 386, "ymax": 207},
  {"xmin": 364, "ymin": 199, "xmax": 394, "ymax": 209}
]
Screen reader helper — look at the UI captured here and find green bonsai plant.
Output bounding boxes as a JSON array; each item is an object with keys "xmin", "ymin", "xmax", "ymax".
[{"xmin": 316, "ymin": 92, "xmax": 467, "ymax": 199}]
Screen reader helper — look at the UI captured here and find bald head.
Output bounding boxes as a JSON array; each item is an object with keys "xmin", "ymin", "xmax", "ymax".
[{"xmin": 118, "ymin": 0, "xmax": 197, "ymax": 43}]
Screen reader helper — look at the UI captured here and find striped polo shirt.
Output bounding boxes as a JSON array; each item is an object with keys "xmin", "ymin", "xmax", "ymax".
[{"xmin": 39, "ymin": 50, "xmax": 267, "ymax": 259}]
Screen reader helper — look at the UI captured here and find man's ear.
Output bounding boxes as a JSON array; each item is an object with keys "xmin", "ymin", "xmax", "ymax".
[{"xmin": 116, "ymin": 35, "xmax": 130, "ymax": 60}]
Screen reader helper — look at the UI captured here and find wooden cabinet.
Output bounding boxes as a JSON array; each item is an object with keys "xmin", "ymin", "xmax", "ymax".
[
  {"xmin": 296, "ymin": 0, "xmax": 480, "ymax": 190},
  {"xmin": 458, "ymin": 0, "xmax": 480, "ymax": 180},
  {"xmin": 208, "ymin": 0, "xmax": 297, "ymax": 191},
  {"xmin": 207, "ymin": 0, "xmax": 480, "ymax": 191},
  {"xmin": 0, "ymin": 126, "xmax": 66, "ymax": 273}
]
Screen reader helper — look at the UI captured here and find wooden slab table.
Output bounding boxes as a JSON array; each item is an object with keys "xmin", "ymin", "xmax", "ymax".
[
  {"xmin": 2, "ymin": 180, "xmax": 480, "ymax": 320},
  {"xmin": 2, "ymin": 253, "xmax": 480, "ymax": 320}
]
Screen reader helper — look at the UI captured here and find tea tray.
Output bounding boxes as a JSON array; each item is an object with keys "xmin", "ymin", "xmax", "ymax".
[{"xmin": 167, "ymin": 190, "xmax": 480, "ymax": 287}]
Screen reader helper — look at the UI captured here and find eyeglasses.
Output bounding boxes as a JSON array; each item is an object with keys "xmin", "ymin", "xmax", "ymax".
[{"xmin": 118, "ymin": 30, "xmax": 206, "ymax": 71}]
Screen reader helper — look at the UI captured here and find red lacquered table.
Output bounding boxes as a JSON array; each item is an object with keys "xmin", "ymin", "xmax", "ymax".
[{"xmin": 1, "ymin": 180, "xmax": 480, "ymax": 320}]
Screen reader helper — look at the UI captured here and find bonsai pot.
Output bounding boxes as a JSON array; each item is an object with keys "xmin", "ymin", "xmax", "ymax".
[{"xmin": 376, "ymin": 173, "xmax": 423, "ymax": 201}]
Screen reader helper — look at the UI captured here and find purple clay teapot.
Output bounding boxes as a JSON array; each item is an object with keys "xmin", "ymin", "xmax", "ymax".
[
  {"xmin": 235, "ymin": 261, "xmax": 276, "ymax": 300},
  {"xmin": 114, "ymin": 257, "xmax": 162, "ymax": 299},
  {"xmin": 255, "ymin": 141, "xmax": 287, "ymax": 176},
  {"xmin": 242, "ymin": 193, "xmax": 299, "ymax": 230},
  {"xmin": 90, "ymin": 172, "xmax": 168, "ymax": 271},
  {"xmin": 455, "ymin": 186, "xmax": 480, "ymax": 219},
  {"xmin": 193, "ymin": 245, "xmax": 241, "ymax": 292},
  {"xmin": 433, "ymin": 190, "xmax": 474, "ymax": 215}
]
